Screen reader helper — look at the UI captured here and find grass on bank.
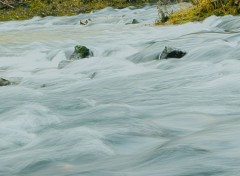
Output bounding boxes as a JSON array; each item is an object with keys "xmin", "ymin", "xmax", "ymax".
[
  {"xmin": 157, "ymin": 0, "xmax": 240, "ymax": 25},
  {"xmin": 0, "ymin": 0, "xmax": 152, "ymax": 21}
]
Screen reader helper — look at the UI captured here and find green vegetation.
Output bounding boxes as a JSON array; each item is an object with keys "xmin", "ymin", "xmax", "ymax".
[
  {"xmin": 161, "ymin": 0, "xmax": 240, "ymax": 24},
  {"xmin": 2, "ymin": 0, "xmax": 239, "ymax": 24},
  {"xmin": 0, "ymin": 0, "xmax": 152, "ymax": 21}
]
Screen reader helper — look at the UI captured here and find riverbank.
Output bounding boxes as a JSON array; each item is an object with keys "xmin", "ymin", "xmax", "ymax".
[
  {"xmin": 2, "ymin": 0, "xmax": 239, "ymax": 24},
  {"xmin": 0, "ymin": 0, "xmax": 152, "ymax": 21},
  {"xmin": 163, "ymin": 0, "xmax": 240, "ymax": 24}
]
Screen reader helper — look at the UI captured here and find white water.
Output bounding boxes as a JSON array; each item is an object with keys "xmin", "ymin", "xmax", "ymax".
[{"xmin": 1, "ymin": 5, "xmax": 240, "ymax": 176}]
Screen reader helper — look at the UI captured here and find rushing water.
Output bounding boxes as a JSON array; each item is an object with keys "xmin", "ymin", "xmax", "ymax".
[{"xmin": 1, "ymin": 4, "xmax": 240, "ymax": 176}]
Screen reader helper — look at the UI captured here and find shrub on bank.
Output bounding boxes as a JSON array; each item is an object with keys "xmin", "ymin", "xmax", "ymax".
[{"xmin": 158, "ymin": 0, "xmax": 240, "ymax": 24}]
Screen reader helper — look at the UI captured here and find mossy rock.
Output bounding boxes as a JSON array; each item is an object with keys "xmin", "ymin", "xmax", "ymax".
[{"xmin": 69, "ymin": 45, "xmax": 93, "ymax": 60}]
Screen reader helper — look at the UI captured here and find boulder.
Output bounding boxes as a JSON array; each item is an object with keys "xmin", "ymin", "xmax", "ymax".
[
  {"xmin": 69, "ymin": 45, "xmax": 93, "ymax": 60},
  {"xmin": 127, "ymin": 44, "xmax": 186, "ymax": 64},
  {"xmin": 0, "ymin": 78, "xmax": 11, "ymax": 86},
  {"xmin": 159, "ymin": 46, "xmax": 186, "ymax": 60},
  {"xmin": 80, "ymin": 19, "xmax": 92, "ymax": 25},
  {"xmin": 58, "ymin": 45, "xmax": 93, "ymax": 69}
]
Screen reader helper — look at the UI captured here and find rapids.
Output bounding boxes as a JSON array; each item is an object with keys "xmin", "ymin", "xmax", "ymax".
[{"xmin": 1, "ymin": 4, "xmax": 240, "ymax": 176}]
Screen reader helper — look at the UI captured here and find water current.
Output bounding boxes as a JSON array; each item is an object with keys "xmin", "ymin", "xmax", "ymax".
[{"xmin": 1, "ymin": 4, "xmax": 240, "ymax": 176}]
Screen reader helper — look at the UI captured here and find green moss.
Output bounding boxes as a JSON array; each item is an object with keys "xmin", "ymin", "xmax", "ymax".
[
  {"xmin": 74, "ymin": 45, "xmax": 91, "ymax": 58},
  {"xmin": 0, "ymin": 0, "xmax": 152, "ymax": 21},
  {"xmin": 157, "ymin": 0, "xmax": 240, "ymax": 25}
]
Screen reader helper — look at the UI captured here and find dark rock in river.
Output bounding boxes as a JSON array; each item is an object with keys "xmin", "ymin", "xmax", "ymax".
[
  {"xmin": 58, "ymin": 45, "xmax": 93, "ymax": 69},
  {"xmin": 159, "ymin": 46, "xmax": 186, "ymax": 60},
  {"xmin": 70, "ymin": 45, "xmax": 93, "ymax": 60},
  {"xmin": 127, "ymin": 42, "xmax": 187, "ymax": 64},
  {"xmin": 126, "ymin": 19, "xmax": 139, "ymax": 25},
  {"xmin": 90, "ymin": 72, "xmax": 97, "ymax": 79},
  {"xmin": 0, "ymin": 78, "xmax": 11, "ymax": 86},
  {"xmin": 132, "ymin": 19, "xmax": 139, "ymax": 24}
]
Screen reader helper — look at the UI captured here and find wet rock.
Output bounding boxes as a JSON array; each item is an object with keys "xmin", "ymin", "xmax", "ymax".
[
  {"xmin": 69, "ymin": 45, "xmax": 93, "ymax": 60},
  {"xmin": 128, "ymin": 43, "xmax": 187, "ymax": 64},
  {"xmin": 41, "ymin": 84, "xmax": 47, "ymax": 88},
  {"xmin": 0, "ymin": 78, "xmax": 11, "ymax": 86},
  {"xmin": 58, "ymin": 45, "xmax": 93, "ymax": 69},
  {"xmin": 159, "ymin": 46, "xmax": 186, "ymax": 60},
  {"xmin": 132, "ymin": 19, "xmax": 139, "ymax": 24},
  {"xmin": 126, "ymin": 19, "xmax": 139, "ymax": 25},
  {"xmin": 80, "ymin": 19, "xmax": 92, "ymax": 25}
]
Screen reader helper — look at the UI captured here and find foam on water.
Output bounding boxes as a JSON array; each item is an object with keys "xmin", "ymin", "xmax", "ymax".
[{"xmin": 1, "ymin": 4, "xmax": 240, "ymax": 176}]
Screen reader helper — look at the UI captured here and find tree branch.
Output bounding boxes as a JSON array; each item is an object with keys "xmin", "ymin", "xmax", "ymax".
[{"xmin": 0, "ymin": 0, "xmax": 15, "ymax": 9}]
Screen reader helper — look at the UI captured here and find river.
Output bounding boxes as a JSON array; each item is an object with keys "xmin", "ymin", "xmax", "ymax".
[{"xmin": 1, "ymin": 4, "xmax": 240, "ymax": 176}]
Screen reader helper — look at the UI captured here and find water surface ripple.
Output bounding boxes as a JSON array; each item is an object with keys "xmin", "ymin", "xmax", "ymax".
[{"xmin": 1, "ymin": 5, "xmax": 240, "ymax": 176}]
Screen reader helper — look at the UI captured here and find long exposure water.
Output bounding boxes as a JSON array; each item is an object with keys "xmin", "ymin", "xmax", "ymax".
[{"xmin": 1, "ymin": 4, "xmax": 240, "ymax": 176}]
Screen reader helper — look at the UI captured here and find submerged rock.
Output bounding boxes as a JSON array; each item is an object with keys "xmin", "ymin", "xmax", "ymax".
[
  {"xmin": 0, "ymin": 78, "xmax": 11, "ymax": 86},
  {"xmin": 70, "ymin": 45, "xmax": 93, "ymax": 60},
  {"xmin": 159, "ymin": 46, "xmax": 186, "ymax": 60},
  {"xmin": 132, "ymin": 19, "xmax": 139, "ymax": 24},
  {"xmin": 126, "ymin": 19, "xmax": 139, "ymax": 25},
  {"xmin": 90, "ymin": 72, "xmax": 97, "ymax": 79}
]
